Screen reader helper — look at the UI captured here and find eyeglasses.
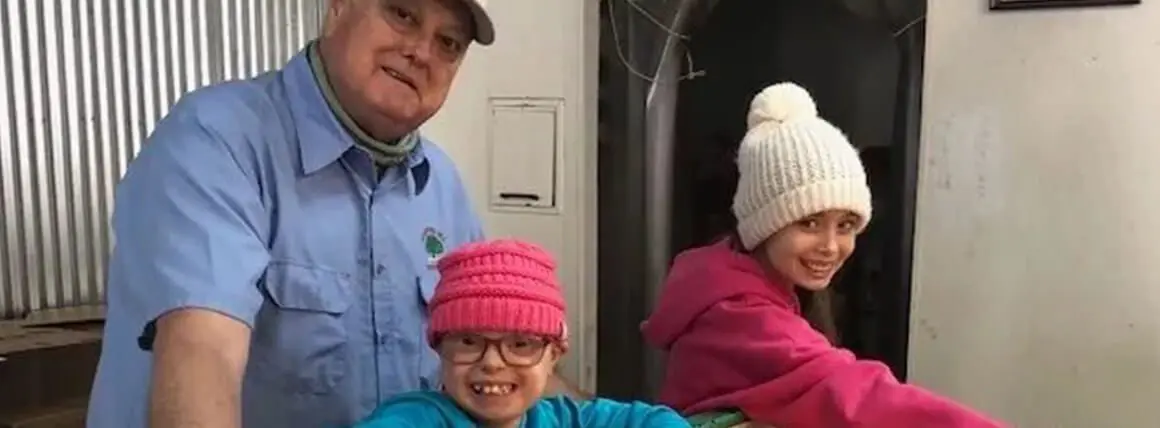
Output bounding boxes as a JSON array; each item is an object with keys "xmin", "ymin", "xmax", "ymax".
[{"xmin": 437, "ymin": 333, "xmax": 552, "ymax": 368}]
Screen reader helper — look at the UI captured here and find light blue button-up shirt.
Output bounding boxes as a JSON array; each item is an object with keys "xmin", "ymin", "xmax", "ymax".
[{"xmin": 87, "ymin": 48, "xmax": 484, "ymax": 427}]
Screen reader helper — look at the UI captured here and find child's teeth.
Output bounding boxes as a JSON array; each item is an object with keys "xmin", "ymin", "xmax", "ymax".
[{"xmin": 474, "ymin": 384, "xmax": 513, "ymax": 395}]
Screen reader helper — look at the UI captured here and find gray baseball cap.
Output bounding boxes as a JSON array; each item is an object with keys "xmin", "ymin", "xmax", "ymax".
[{"xmin": 455, "ymin": 0, "xmax": 495, "ymax": 45}]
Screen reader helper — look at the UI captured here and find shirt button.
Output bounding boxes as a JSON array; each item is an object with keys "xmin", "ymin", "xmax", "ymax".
[
  {"xmin": 375, "ymin": 264, "xmax": 386, "ymax": 275},
  {"xmin": 357, "ymin": 259, "xmax": 369, "ymax": 267},
  {"xmin": 377, "ymin": 334, "xmax": 389, "ymax": 345}
]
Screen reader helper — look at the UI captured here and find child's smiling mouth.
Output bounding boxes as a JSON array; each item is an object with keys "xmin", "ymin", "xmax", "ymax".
[{"xmin": 471, "ymin": 382, "xmax": 518, "ymax": 396}]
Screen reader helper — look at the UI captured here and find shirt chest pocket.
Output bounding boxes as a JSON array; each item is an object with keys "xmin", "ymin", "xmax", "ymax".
[{"xmin": 250, "ymin": 262, "xmax": 354, "ymax": 395}]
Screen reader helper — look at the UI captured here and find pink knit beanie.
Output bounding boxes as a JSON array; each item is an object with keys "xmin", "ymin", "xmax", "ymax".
[{"xmin": 426, "ymin": 239, "xmax": 569, "ymax": 349}]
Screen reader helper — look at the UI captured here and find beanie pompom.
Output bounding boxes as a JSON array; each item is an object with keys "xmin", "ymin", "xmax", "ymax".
[{"xmin": 746, "ymin": 82, "xmax": 818, "ymax": 129}]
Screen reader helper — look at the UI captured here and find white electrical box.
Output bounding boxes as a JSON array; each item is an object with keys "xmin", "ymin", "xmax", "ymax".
[{"xmin": 487, "ymin": 97, "xmax": 563, "ymax": 213}]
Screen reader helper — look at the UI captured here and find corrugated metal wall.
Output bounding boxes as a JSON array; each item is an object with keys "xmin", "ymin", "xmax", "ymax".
[{"xmin": 0, "ymin": 0, "xmax": 325, "ymax": 319}]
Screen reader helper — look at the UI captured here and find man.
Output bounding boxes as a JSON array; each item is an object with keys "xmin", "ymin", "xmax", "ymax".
[{"xmin": 86, "ymin": 0, "xmax": 583, "ymax": 427}]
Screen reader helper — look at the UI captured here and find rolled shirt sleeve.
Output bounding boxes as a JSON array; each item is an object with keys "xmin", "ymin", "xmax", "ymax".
[{"xmin": 110, "ymin": 97, "xmax": 270, "ymax": 335}]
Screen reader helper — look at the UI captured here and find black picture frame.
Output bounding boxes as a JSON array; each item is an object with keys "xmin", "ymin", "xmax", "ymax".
[{"xmin": 990, "ymin": 0, "xmax": 1141, "ymax": 10}]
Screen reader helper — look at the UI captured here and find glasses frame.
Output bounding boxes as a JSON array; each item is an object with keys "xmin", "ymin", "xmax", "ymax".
[{"xmin": 437, "ymin": 333, "xmax": 556, "ymax": 368}]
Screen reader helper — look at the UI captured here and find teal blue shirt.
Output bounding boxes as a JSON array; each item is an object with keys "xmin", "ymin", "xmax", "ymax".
[{"xmin": 353, "ymin": 391, "xmax": 692, "ymax": 427}]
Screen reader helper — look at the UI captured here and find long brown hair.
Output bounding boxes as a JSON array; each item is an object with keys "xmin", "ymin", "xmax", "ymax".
[
  {"xmin": 727, "ymin": 231, "xmax": 840, "ymax": 345},
  {"xmin": 797, "ymin": 288, "xmax": 840, "ymax": 345}
]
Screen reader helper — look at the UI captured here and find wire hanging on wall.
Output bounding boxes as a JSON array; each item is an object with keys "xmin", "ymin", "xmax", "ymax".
[
  {"xmin": 605, "ymin": 0, "xmax": 707, "ymax": 84},
  {"xmin": 892, "ymin": 15, "xmax": 925, "ymax": 38}
]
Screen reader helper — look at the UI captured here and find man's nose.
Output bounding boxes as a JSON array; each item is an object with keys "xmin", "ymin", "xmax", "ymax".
[{"xmin": 399, "ymin": 35, "xmax": 433, "ymax": 64}]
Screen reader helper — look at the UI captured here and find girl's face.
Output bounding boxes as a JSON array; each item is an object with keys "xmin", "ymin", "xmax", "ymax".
[
  {"xmin": 438, "ymin": 331, "xmax": 562, "ymax": 428},
  {"xmin": 758, "ymin": 209, "xmax": 861, "ymax": 291}
]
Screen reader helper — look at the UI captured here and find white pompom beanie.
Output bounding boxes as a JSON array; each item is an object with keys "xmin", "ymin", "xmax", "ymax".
[{"xmin": 732, "ymin": 82, "xmax": 873, "ymax": 251}]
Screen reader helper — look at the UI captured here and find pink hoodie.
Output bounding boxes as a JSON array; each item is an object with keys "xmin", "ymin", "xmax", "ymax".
[{"xmin": 640, "ymin": 240, "xmax": 1005, "ymax": 427}]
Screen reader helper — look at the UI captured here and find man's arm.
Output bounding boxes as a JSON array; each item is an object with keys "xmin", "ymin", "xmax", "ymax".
[
  {"xmin": 150, "ymin": 309, "xmax": 251, "ymax": 427},
  {"xmin": 111, "ymin": 97, "xmax": 269, "ymax": 427}
]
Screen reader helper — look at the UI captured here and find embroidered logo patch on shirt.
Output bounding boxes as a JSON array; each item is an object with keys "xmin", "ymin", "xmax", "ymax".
[{"xmin": 422, "ymin": 227, "xmax": 447, "ymax": 267}]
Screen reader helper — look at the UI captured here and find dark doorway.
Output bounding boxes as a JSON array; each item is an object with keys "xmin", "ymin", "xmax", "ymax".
[{"xmin": 596, "ymin": 0, "xmax": 926, "ymax": 400}]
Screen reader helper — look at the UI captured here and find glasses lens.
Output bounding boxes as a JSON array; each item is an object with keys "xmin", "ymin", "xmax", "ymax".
[
  {"xmin": 440, "ymin": 333, "xmax": 487, "ymax": 364},
  {"xmin": 498, "ymin": 335, "xmax": 549, "ymax": 366}
]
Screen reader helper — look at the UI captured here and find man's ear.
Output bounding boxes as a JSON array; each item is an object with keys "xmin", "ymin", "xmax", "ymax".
[
  {"xmin": 322, "ymin": 0, "xmax": 352, "ymax": 35},
  {"xmin": 329, "ymin": 0, "xmax": 353, "ymax": 15}
]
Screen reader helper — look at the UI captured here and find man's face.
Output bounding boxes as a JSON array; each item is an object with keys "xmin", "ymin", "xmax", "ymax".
[{"xmin": 321, "ymin": 0, "xmax": 473, "ymax": 140}]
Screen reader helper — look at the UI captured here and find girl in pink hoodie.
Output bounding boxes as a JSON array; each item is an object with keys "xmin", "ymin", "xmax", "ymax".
[{"xmin": 640, "ymin": 82, "xmax": 1005, "ymax": 427}]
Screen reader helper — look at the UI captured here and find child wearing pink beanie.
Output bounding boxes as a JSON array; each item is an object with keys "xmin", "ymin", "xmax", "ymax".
[{"xmin": 353, "ymin": 239, "xmax": 690, "ymax": 427}]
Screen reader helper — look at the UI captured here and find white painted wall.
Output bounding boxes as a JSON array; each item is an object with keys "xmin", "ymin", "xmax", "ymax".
[
  {"xmin": 911, "ymin": 2, "xmax": 1160, "ymax": 426},
  {"xmin": 420, "ymin": 0, "xmax": 600, "ymax": 391}
]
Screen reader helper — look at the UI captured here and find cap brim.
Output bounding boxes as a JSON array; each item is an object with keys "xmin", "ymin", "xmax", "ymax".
[{"xmin": 457, "ymin": 0, "xmax": 495, "ymax": 45}]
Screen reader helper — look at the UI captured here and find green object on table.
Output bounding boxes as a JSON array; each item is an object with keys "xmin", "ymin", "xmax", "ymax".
[{"xmin": 686, "ymin": 410, "xmax": 748, "ymax": 428}]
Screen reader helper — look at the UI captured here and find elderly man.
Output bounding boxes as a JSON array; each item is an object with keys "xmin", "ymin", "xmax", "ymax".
[{"xmin": 86, "ymin": 0, "xmax": 583, "ymax": 427}]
